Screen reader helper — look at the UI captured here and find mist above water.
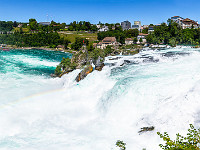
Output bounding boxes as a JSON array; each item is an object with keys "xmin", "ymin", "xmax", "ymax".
[{"xmin": 1, "ymin": 47, "xmax": 200, "ymax": 150}]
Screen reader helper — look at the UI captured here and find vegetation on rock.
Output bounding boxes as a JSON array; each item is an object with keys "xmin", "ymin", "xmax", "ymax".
[
  {"xmin": 158, "ymin": 124, "xmax": 200, "ymax": 150},
  {"xmin": 116, "ymin": 140, "xmax": 126, "ymax": 150}
]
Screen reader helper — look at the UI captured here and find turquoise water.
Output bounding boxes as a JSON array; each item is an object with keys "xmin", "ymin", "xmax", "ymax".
[
  {"xmin": 1, "ymin": 47, "xmax": 200, "ymax": 150},
  {"xmin": 0, "ymin": 49, "xmax": 71, "ymax": 77},
  {"xmin": 0, "ymin": 49, "xmax": 71, "ymax": 105}
]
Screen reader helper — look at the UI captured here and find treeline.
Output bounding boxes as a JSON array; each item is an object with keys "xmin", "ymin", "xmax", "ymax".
[
  {"xmin": 67, "ymin": 21, "xmax": 98, "ymax": 31},
  {"xmin": 97, "ymin": 29, "xmax": 139, "ymax": 44},
  {"xmin": 0, "ymin": 21, "xmax": 15, "ymax": 32},
  {"xmin": 0, "ymin": 32, "xmax": 70, "ymax": 48},
  {"xmin": 27, "ymin": 19, "xmax": 66, "ymax": 32},
  {"xmin": 146, "ymin": 22, "xmax": 200, "ymax": 46}
]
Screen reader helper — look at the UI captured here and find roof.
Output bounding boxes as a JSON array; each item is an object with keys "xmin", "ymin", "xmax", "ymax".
[
  {"xmin": 39, "ymin": 22, "xmax": 51, "ymax": 26},
  {"xmin": 139, "ymin": 33, "xmax": 148, "ymax": 36},
  {"xmin": 93, "ymin": 43, "xmax": 97, "ymax": 47},
  {"xmin": 97, "ymin": 42, "xmax": 102, "ymax": 46},
  {"xmin": 125, "ymin": 38, "xmax": 133, "ymax": 41},
  {"xmin": 182, "ymin": 18, "xmax": 198, "ymax": 25},
  {"xmin": 102, "ymin": 37, "xmax": 116, "ymax": 43},
  {"xmin": 57, "ymin": 45, "xmax": 64, "ymax": 48}
]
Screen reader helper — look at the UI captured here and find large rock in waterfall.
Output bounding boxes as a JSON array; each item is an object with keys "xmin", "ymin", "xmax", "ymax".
[
  {"xmin": 94, "ymin": 56, "xmax": 105, "ymax": 71},
  {"xmin": 75, "ymin": 65, "xmax": 93, "ymax": 82}
]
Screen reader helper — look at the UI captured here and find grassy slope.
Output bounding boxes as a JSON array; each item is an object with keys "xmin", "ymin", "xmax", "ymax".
[{"xmin": 59, "ymin": 31, "xmax": 97, "ymax": 43}]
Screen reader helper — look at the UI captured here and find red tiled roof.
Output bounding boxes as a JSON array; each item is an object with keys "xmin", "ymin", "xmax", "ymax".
[
  {"xmin": 125, "ymin": 38, "xmax": 133, "ymax": 41},
  {"xmin": 139, "ymin": 33, "xmax": 148, "ymax": 36},
  {"xmin": 102, "ymin": 37, "xmax": 116, "ymax": 42},
  {"xmin": 182, "ymin": 18, "xmax": 198, "ymax": 25}
]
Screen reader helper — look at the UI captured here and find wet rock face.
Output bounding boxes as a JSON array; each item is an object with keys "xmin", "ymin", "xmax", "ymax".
[
  {"xmin": 94, "ymin": 56, "xmax": 105, "ymax": 71},
  {"xmin": 75, "ymin": 65, "xmax": 93, "ymax": 82},
  {"xmin": 95, "ymin": 63, "xmax": 105, "ymax": 71}
]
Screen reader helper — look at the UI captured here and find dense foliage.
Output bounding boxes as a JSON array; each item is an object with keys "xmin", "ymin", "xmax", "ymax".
[
  {"xmin": 158, "ymin": 124, "xmax": 200, "ymax": 150},
  {"xmin": 0, "ymin": 32, "xmax": 70, "ymax": 48},
  {"xmin": 71, "ymin": 37, "xmax": 89, "ymax": 50},
  {"xmin": 55, "ymin": 57, "xmax": 77, "ymax": 76},
  {"xmin": 55, "ymin": 45, "xmax": 114, "ymax": 76},
  {"xmin": 146, "ymin": 22, "xmax": 200, "ymax": 46},
  {"xmin": 0, "ymin": 21, "xmax": 14, "ymax": 32},
  {"xmin": 97, "ymin": 29, "xmax": 139, "ymax": 44},
  {"xmin": 67, "ymin": 21, "xmax": 98, "ymax": 31}
]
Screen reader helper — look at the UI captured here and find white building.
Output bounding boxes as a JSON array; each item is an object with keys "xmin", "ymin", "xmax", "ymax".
[
  {"xmin": 97, "ymin": 37, "xmax": 117, "ymax": 49},
  {"xmin": 97, "ymin": 25, "xmax": 109, "ymax": 32},
  {"xmin": 170, "ymin": 16, "xmax": 199, "ymax": 29},
  {"xmin": 125, "ymin": 38, "xmax": 134, "ymax": 45},
  {"xmin": 132, "ymin": 21, "xmax": 141, "ymax": 31},
  {"xmin": 137, "ymin": 33, "xmax": 148, "ymax": 43}
]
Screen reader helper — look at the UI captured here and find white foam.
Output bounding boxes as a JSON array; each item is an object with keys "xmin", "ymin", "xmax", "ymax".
[{"xmin": 1, "ymin": 47, "xmax": 200, "ymax": 150}]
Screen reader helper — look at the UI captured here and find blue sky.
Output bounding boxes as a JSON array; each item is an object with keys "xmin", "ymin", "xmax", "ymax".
[{"xmin": 0, "ymin": 0, "xmax": 200, "ymax": 25}]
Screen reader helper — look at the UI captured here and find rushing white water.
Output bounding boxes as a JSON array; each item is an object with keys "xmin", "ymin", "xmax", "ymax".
[{"xmin": 1, "ymin": 47, "xmax": 200, "ymax": 150}]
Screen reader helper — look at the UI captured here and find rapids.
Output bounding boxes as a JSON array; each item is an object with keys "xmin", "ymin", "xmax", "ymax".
[{"xmin": 1, "ymin": 47, "xmax": 200, "ymax": 150}]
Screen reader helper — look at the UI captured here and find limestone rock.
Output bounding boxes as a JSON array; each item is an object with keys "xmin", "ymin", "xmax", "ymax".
[
  {"xmin": 75, "ymin": 65, "xmax": 93, "ymax": 82},
  {"xmin": 95, "ymin": 63, "xmax": 105, "ymax": 71},
  {"xmin": 94, "ymin": 56, "xmax": 105, "ymax": 71}
]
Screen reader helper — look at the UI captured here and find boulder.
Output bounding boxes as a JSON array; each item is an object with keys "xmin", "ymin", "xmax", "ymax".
[
  {"xmin": 138, "ymin": 126, "xmax": 155, "ymax": 134},
  {"xmin": 75, "ymin": 65, "xmax": 93, "ymax": 82},
  {"xmin": 94, "ymin": 56, "xmax": 105, "ymax": 71},
  {"xmin": 95, "ymin": 63, "xmax": 105, "ymax": 71}
]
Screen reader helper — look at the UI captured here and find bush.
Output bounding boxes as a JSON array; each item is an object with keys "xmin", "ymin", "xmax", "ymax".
[
  {"xmin": 158, "ymin": 124, "xmax": 200, "ymax": 150},
  {"xmin": 54, "ymin": 65, "xmax": 62, "ymax": 76},
  {"xmin": 116, "ymin": 140, "xmax": 126, "ymax": 150}
]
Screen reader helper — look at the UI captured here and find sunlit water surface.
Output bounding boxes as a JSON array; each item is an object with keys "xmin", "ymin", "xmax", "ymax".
[{"xmin": 0, "ymin": 47, "xmax": 200, "ymax": 150}]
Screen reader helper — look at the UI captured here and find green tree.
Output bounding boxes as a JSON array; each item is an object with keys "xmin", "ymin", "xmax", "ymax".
[
  {"xmin": 169, "ymin": 37, "xmax": 177, "ymax": 47},
  {"xmin": 116, "ymin": 140, "xmax": 126, "ymax": 150},
  {"xmin": 13, "ymin": 21, "xmax": 18, "ymax": 27},
  {"xmin": 158, "ymin": 124, "xmax": 200, "ymax": 150},
  {"xmin": 134, "ymin": 37, "xmax": 138, "ymax": 44},
  {"xmin": 142, "ymin": 28, "xmax": 149, "ymax": 34},
  {"xmin": 71, "ymin": 37, "xmax": 89, "ymax": 50},
  {"xmin": 28, "ymin": 18, "xmax": 38, "ymax": 31},
  {"xmin": 139, "ymin": 38, "xmax": 143, "ymax": 43},
  {"xmin": 126, "ymin": 29, "xmax": 139, "ymax": 38},
  {"xmin": 55, "ymin": 65, "xmax": 62, "ymax": 76}
]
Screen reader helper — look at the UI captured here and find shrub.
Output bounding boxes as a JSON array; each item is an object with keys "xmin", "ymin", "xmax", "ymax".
[
  {"xmin": 116, "ymin": 140, "xmax": 126, "ymax": 150},
  {"xmin": 158, "ymin": 124, "xmax": 200, "ymax": 150}
]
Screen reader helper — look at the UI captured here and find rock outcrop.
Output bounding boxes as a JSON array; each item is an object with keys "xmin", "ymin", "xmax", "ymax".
[
  {"xmin": 75, "ymin": 65, "xmax": 93, "ymax": 82},
  {"xmin": 94, "ymin": 56, "xmax": 105, "ymax": 71},
  {"xmin": 138, "ymin": 126, "xmax": 155, "ymax": 134}
]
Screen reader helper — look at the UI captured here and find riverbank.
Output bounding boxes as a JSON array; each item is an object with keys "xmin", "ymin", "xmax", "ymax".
[{"xmin": 0, "ymin": 45, "xmax": 78, "ymax": 54}]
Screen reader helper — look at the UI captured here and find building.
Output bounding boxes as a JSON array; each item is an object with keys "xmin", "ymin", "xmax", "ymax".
[
  {"xmin": 142, "ymin": 25, "xmax": 149, "ymax": 28},
  {"xmin": 132, "ymin": 25, "xmax": 140, "ymax": 30},
  {"xmin": 39, "ymin": 22, "xmax": 51, "ymax": 26},
  {"xmin": 137, "ymin": 33, "xmax": 148, "ymax": 43},
  {"xmin": 181, "ymin": 18, "xmax": 199, "ymax": 29},
  {"xmin": 132, "ymin": 21, "xmax": 141, "ymax": 31},
  {"xmin": 97, "ymin": 37, "xmax": 117, "ymax": 49},
  {"xmin": 170, "ymin": 16, "xmax": 184, "ymax": 25},
  {"xmin": 169, "ymin": 16, "xmax": 199, "ymax": 29},
  {"xmin": 125, "ymin": 38, "xmax": 134, "ymax": 45},
  {"xmin": 56, "ymin": 45, "xmax": 65, "ymax": 50},
  {"xmin": 97, "ymin": 25, "xmax": 109, "ymax": 32},
  {"xmin": 148, "ymin": 26, "xmax": 154, "ymax": 34},
  {"xmin": 121, "ymin": 21, "xmax": 131, "ymax": 30},
  {"xmin": 17, "ymin": 24, "xmax": 23, "ymax": 28}
]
